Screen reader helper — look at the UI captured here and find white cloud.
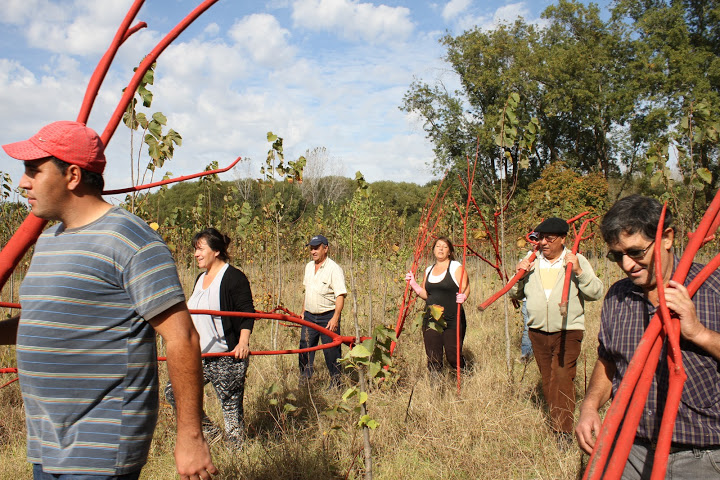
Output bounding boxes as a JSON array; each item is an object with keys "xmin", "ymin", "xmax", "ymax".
[
  {"xmin": 442, "ymin": 0, "xmax": 472, "ymax": 22},
  {"xmin": 229, "ymin": 13, "xmax": 296, "ymax": 66},
  {"xmin": 20, "ymin": 1, "xmax": 136, "ymax": 56},
  {"xmin": 291, "ymin": 0, "xmax": 414, "ymax": 43},
  {"xmin": 454, "ymin": 2, "xmax": 533, "ymax": 32}
]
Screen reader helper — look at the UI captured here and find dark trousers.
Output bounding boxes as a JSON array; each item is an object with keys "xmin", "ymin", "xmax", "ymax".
[
  {"xmin": 422, "ymin": 324, "xmax": 466, "ymax": 372},
  {"xmin": 299, "ymin": 310, "xmax": 341, "ymax": 380},
  {"xmin": 528, "ymin": 328, "xmax": 583, "ymax": 433}
]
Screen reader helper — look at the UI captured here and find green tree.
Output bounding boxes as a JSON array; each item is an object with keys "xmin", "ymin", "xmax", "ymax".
[{"xmin": 402, "ymin": 0, "xmax": 635, "ymax": 186}]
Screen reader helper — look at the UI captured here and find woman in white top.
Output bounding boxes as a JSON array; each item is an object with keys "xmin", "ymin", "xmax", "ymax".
[
  {"xmin": 165, "ymin": 228, "xmax": 255, "ymax": 448},
  {"xmin": 406, "ymin": 236, "xmax": 470, "ymax": 372}
]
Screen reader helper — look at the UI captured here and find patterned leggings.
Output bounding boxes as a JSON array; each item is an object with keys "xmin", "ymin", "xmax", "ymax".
[{"xmin": 165, "ymin": 355, "xmax": 249, "ymax": 446}]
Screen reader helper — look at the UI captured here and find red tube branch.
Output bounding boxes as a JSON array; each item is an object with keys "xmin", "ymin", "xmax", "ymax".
[
  {"xmin": 478, "ymin": 213, "xmax": 590, "ymax": 311},
  {"xmin": 103, "ymin": 157, "xmax": 242, "ymax": 195},
  {"xmin": 0, "ymin": 1, "xmax": 219, "ymax": 293},
  {"xmin": 558, "ymin": 216, "xmax": 598, "ymax": 317},
  {"xmin": 390, "ymin": 174, "xmax": 449, "ymax": 357}
]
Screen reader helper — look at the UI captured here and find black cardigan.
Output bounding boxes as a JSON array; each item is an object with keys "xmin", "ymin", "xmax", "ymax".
[{"xmin": 195, "ymin": 264, "xmax": 255, "ymax": 351}]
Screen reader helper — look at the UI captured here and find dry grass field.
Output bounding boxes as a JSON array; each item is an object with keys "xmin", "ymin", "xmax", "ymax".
[{"xmin": 0, "ymin": 254, "xmax": 625, "ymax": 479}]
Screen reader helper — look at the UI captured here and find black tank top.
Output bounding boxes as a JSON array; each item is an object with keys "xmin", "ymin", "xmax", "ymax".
[{"xmin": 423, "ymin": 263, "xmax": 466, "ymax": 330}]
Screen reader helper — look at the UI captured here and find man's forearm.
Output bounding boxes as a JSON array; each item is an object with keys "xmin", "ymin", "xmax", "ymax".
[
  {"xmin": 334, "ymin": 295, "xmax": 345, "ymax": 317},
  {"xmin": 581, "ymin": 357, "xmax": 615, "ymax": 412},
  {"xmin": 166, "ymin": 337, "xmax": 205, "ymax": 436}
]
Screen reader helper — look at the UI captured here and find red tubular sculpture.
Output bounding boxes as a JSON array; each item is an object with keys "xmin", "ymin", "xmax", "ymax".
[
  {"xmin": 0, "ymin": 307, "xmax": 367, "ymax": 383},
  {"xmin": 558, "ymin": 216, "xmax": 598, "ymax": 317},
  {"xmin": 478, "ymin": 212, "xmax": 591, "ymax": 311},
  {"xmin": 584, "ymin": 188, "xmax": 720, "ymax": 480},
  {"xmin": 0, "ymin": 0, "xmax": 220, "ymax": 293},
  {"xmin": 455, "ymin": 147, "xmax": 478, "ymax": 394},
  {"xmin": 390, "ymin": 173, "xmax": 449, "ymax": 357}
]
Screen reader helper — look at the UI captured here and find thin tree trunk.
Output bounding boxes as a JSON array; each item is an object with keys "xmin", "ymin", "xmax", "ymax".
[{"xmin": 349, "ymin": 218, "xmax": 373, "ymax": 480}]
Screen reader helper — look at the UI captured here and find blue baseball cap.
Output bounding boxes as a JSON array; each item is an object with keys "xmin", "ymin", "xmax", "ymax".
[{"xmin": 307, "ymin": 234, "xmax": 329, "ymax": 246}]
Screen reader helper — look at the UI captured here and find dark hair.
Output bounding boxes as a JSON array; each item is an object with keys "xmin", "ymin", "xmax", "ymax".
[
  {"xmin": 192, "ymin": 228, "xmax": 231, "ymax": 262},
  {"xmin": 601, "ymin": 194, "xmax": 674, "ymax": 245},
  {"xmin": 433, "ymin": 236, "xmax": 456, "ymax": 261},
  {"xmin": 51, "ymin": 157, "xmax": 105, "ymax": 192}
]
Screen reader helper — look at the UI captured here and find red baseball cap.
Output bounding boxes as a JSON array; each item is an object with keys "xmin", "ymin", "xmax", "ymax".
[{"xmin": 2, "ymin": 121, "xmax": 106, "ymax": 174}]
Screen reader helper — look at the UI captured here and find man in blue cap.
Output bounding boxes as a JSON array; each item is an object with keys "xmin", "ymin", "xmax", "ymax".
[
  {"xmin": 510, "ymin": 217, "xmax": 603, "ymax": 447},
  {"xmin": 299, "ymin": 234, "xmax": 347, "ymax": 386}
]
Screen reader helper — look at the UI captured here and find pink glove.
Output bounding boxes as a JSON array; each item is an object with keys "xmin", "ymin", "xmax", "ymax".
[
  {"xmin": 405, "ymin": 272, "xmax": 423, "ymax": 295},
  {"xmin": 456, "ymin": 292, "xmax": 467, "ymax": 304}
]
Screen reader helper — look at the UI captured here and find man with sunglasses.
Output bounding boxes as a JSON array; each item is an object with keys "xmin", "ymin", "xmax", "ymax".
[
  {"xmin": 576, "ymin": 195, "xmax": 720, "ymax": 478},
  {"xmin": 299, "ymin": 234, "xmax": 347, "ymax": 387},
  {"xmin": 510, "ymin": 217, "xmax": 604, "ymax": 448}
]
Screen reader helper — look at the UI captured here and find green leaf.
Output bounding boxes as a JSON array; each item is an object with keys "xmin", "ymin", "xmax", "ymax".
[
  {"xmin": 342, "ymin": 387, "xmax": 358, "ymax": 402},
  {"xmin": 265, "ymin": 383, "xmax": 281, "ymax": 396},
  {"xmin": 148, "ymin": 121, "xmax": 162, "ymax": 139},
  {"xmin": 650, "ymin": 170, "xmax": 664, "ymax": 187},
  {"xmin": 267, "ymin": 132, "xmax": 278, "ymax": 142},
  {"xmin": 152, "ymin": 112, "xmax": 167, "ymax": 125},
  {"xmin": 368, "ymin": 361, "xmax": 382, "ymax": 379},
  {"xmin": 428, "ymin": 304, "xmax": 444, "ymax": 321},
  {"xmin": 283, "ymin": 403, "xmax": 298, "ymax": 413},
  {"xmin": 697, "ymin": 168, "xmax": 712, "ymax": 184}
]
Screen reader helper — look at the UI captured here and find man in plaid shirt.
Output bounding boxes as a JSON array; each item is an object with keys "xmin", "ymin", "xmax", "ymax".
[{"xmin": 576, "ymin": 195, "xmax": 720, "ymax": 478}]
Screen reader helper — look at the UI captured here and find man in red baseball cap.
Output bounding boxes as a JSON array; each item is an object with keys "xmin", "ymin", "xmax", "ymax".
[{"xmin": 0, "ymin": 122, "xmax": 217, "ymax": 479}]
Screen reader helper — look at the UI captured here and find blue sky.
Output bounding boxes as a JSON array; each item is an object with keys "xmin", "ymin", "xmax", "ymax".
[{"xmin": 0, "ymin": 0, "xmax": 610, "ymax": 197}]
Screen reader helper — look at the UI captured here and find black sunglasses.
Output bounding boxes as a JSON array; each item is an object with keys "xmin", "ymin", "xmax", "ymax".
[{"xmin": 606, "ymin": 240, "xmax": 655, "ymax": 262}]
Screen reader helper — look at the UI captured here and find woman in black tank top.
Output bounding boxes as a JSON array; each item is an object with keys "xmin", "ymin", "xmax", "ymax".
[{"xmin": 406, "ymin": 236, "xmax": 470, "ymax": 372}]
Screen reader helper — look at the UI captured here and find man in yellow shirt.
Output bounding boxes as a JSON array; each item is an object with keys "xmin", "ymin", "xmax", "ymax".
[{"xmin": 299, "ymin": 235, "xmax": 347, "ymax": 386}]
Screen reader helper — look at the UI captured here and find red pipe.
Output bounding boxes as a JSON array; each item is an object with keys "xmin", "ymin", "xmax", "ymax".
[
  {"xmin": 478, "ymin": 213, "xmax": 590, "ymax": 311},
  {"xmin": 103, "ymin": 157, "xmax": 242, "ymax": 194},
  {"xmin": 100, "ymin": 0, "xmax": 219, "ymax": 149},
  {"xmin": 478, "ymin": 249, "xmax": 538, "ymax": 311},
  {"xmin": 0, "ymin": 1, "xmax": 219, "ymax": 293},
  {"xmin": 558, "ymin": 216, "xmax": 597, "ymax": 317},
  {"xmin": 77, "ymin": 0, "xmax": 146, "ymax": 124}
]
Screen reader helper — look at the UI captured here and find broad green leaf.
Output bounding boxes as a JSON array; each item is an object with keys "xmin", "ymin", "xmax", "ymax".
[
  {"xmin": 697, "ymin": 168, "xmax": 712, "ymax": 184},
  {"xmin": 342, "ymin": 387, "xmax": 358, "ymax": 401},
  {"xmin": 350, "ymin": 345, "xmax": 370, "ymax": 358},
  {"xmin": 428, "ymin": 304, "xmax": 444, "ymax": 321},
  {"xmin": 152, "ymin": 112, "xmax": 167, "ymax": 125}
]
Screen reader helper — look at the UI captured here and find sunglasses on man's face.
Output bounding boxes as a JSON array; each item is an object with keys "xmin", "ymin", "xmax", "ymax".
[
  {"xmin": 537, "ymin": 234, "xmax": 560, "ymax": 242},
  {"xmin": 605, "ymin": 240, "xmax": 655, "ymax": 262}
]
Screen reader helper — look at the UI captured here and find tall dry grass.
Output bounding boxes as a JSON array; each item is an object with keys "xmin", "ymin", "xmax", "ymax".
[{"xmin": 0, "ymin": 254, "xmax": 625, "ymax": 479}]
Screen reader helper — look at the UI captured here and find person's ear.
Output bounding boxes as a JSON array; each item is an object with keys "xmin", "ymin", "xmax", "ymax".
[
  {"xmin": 661, "ymin": 227, "xmax": 674, "ymax": 250},
  {"xmin": 65, "ymin": 164, "xmax": 83, "ymax": 191}
]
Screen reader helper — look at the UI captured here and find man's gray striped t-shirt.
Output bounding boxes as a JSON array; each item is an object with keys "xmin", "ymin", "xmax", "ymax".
[{"xmin": 17, "ymin": 207, "xmax": 185, "ymax": 475}]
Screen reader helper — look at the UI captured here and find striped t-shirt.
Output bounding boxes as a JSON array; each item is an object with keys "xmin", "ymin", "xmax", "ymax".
[{"xmin": 17, "ymin": 207, "xmax": 186, "ymax": 475}]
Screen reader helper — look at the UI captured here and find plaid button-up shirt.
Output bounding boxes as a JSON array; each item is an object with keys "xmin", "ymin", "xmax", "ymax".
[{"xmin": 598, "ymin": 260, "xmax": 720, "ymax": 446}]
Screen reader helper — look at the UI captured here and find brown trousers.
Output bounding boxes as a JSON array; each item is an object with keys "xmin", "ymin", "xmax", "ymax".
[{"xmin": 528, "ymin": 328, "xmax": 584, "ymax": 433}]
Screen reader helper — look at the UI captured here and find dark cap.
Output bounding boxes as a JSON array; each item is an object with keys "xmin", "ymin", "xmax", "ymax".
[
  {"xmin": 534, "ymin": 217, "xmax": 568, "ymax": 235},
  {"xmin": 307, "ymin": 234, "xmax": 329, "ymax": 247}
]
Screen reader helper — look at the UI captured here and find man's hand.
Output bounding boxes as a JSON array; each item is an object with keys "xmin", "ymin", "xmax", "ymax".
[
  {"xmin": 575, "ymin": 407, "xmax": 602, "ymax": 455},
  {"xmin": 666, "ymin": 280, "xmax": 702, "ymax": 341},
  {"xmin": 565, "ymin": 252, "xmax": 583, "ymax": 276},
  {"xmin": 327, "ymin": 316, "xmax": 340, "ymax": 332},
  {"xmin": 516, "ymin": 258, "xmax": 534, "ymax": 276},
  {"xmin": 175, "ymin": 433, "xmax": 218, "ymax": 480}
]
